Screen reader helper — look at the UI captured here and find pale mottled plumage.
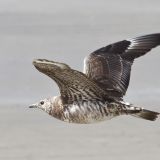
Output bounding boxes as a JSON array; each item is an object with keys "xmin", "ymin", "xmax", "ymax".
[{"xmin": 29, "ymin": 33, "xmax": 160, "ymax": 123}]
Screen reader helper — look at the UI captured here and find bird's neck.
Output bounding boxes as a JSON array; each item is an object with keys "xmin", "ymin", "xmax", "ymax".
[{"xmin": 49, "ymin": 96, "xmax": 64, "ymax": 121}]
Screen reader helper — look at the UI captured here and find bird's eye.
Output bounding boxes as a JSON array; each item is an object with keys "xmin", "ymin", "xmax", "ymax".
[{"xmin": 40, "ymin": 101, "xmax": 44, "ymax": 105}]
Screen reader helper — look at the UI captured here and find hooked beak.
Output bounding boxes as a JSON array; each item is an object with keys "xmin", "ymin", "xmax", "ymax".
[{"xmin": 29, "ymin": 103, "xmax": 38, "ymax": 108}]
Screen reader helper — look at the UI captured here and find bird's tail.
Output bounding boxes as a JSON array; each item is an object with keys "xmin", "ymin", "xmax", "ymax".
[{"xmin": 128, "ymin": 107, "xmax": 159, "ymax": 121}]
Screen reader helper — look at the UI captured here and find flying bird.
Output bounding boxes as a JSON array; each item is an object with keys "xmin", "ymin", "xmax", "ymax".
[{"xmin": 29, "ymin": 33, "xmax": 160, "ymax": 124}]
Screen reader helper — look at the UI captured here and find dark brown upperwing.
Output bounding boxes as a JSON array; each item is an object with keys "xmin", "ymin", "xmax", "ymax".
[
  {"xmin": 33, "ymin": 59, "xmax": 111, "ymax": 105},
  {"xmin": 84, "ymin": 33, "xmax": 160, "ymax": 97}
]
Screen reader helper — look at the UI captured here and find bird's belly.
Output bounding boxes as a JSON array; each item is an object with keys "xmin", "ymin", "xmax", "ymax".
[{"xmin": 63, "ymin": 102, "xmax": 116, "ymax": 124}]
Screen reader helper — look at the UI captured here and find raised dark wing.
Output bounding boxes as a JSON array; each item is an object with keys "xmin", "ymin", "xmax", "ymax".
[
  {"xmin": 84, "ymin": 33, "xmax": 160, "ymax": 97},
  {"xmin": 33, "ymin": 59, "xmax": 111, "ymax": 105}
]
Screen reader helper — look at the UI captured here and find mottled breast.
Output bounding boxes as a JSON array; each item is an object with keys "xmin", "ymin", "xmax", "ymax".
[{"xmin": 62, "ymin": 101, "xmax": 118, "ymax": 124}]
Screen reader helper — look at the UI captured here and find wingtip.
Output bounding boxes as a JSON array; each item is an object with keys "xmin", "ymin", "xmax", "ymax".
[
  {"xmin": 32, "ymin": 59, "xmax": 71, "ymax": 71},
  {"xmin": 32, "ymin": 59, "xmax": 38, "ymax": 65},
  {"xmin": 32, "ymin": 59, "xmax": 50, "ymax": 66}
]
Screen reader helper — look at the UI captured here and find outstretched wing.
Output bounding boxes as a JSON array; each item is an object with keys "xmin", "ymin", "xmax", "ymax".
[
  {"xmin": 33, "ymin": 59, "xmax": 111, "ymax": 105},
  {"xmin": 84, "ymin": 33, "xmax": 160, "ymax": 97}
]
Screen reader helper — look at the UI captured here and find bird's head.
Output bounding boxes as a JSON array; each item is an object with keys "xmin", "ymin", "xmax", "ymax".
[
  {"xmin": 29, "ymin": 96, "xmax": 62, "ymax": 117},
  {"xmin": 29, "ymin": 98, "xmax": 52, "ymax": 114}
]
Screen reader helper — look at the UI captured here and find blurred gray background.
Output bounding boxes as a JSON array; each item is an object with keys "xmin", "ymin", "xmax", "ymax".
[{"xmin": 0, "ymin": 0, "xmax": 160, "ymax": 160}]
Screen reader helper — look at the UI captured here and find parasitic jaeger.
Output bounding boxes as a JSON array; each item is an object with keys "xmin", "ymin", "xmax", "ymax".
[{"xmin": 29, "ymin": 33, "xmax": 160, "ymax": 124}]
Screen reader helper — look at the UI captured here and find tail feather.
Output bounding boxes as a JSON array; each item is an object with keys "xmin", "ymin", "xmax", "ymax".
[{"xmin": 131, "ymin": 109, "xmax": 159, "ymax": 121}]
